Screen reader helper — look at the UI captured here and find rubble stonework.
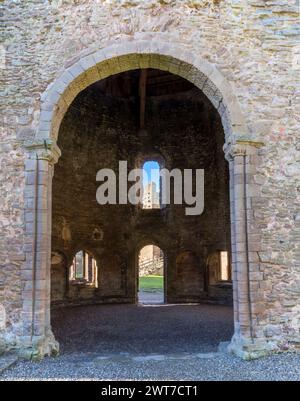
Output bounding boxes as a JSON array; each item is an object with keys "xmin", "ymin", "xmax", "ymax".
[{"xmin": 0, "ymin": 0, "xmax": 299, "ymax": 359}]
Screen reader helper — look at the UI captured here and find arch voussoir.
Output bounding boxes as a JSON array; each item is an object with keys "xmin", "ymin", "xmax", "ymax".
[{"xmin": 38, "ymin": 37, "xmax": 248, "ymax": 144}]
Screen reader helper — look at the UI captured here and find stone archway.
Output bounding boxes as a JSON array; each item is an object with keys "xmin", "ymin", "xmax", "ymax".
[
  {"xmin": 23, "ymin": 38, "xmax": 264, "ymax": 360},
  {"xmin": 137, "ymin": 242, "xmax": 166, "ymax": 305}
]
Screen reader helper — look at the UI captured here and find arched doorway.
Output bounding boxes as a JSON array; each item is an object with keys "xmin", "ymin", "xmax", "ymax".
[
  {"xmin": 138, "ymin": 244, "xmax": 165, "ymax": 305},
  {"xmin": 23, "ymin": 39, "xmax": 263, "ymax": 359}
]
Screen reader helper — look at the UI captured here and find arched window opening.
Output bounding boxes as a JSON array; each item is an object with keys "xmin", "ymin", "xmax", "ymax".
[
  {"xmin": 69, "ymin": 250, "xmax": 98, "ymax": 287},
  {"xmin": 207, "ymin": 251, "xmax": 232, "ymax": 285},
  {"xmin": 138, "ymin": 245, "xmax": 164, "ymax": 304},
  {"xmin": 219, "ymin": 251, "xmax": 231, "ymax": 282},
  {"xmin": 142, "ymin": 161, "xmax": 160, "ymax": 209}
]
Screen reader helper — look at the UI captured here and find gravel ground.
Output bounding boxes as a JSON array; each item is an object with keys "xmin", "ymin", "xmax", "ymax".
[
  {"xmin": 1, "ymin": 351, "xmax": 299, "ymax": 381},
  {"xmin": 1, "ymin": 304, "xmax": 299, "ymax": 381},
  {"xmin": 51, "ymin": 303, "xmax": 234, "ymax": 355}
]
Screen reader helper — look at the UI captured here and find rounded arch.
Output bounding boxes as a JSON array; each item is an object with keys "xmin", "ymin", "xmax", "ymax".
[
  {"xmin": 68, "ymin": 248, "xmax": 99, "ymax": 286},
  {"xmin": 69, "ymin": 245, "xmax": 100, "ymax": 267},
  {"xmin": 135, "ymin": 151, "xmax": 167, "ymax": 171},
  {"xmin": 53, "ymin": 243, "xmax": 101, "ymax": 272},
  {"xmin": 136, "ymin": 235, "xmax": 169, "ymax": 256},
  {"xmin": 21, "ymin": 35, "xmax": 263, "ymax": 359},
  {"xmin": 37, "ymin": 37, "xmax": 247, "ymax": 146},
  {"xmin": 137, "ymin": 243, "xmax": 165, "ymax": 263}
]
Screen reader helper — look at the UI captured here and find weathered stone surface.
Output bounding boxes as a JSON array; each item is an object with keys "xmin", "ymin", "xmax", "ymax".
[
  {"xmin": 0, "ymin": 0, "xmax": 299, "ymax": 358},
  {"xmin": 0, "ymin": 304, "xmax": 6, "ymax": 332}
]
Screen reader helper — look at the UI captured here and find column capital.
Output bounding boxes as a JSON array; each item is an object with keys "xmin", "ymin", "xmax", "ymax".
[
  {"xmin": 223, "ymin": 140, "xmax": 264, "ymax": 162},
  {"xmin": 24, "ymin": 138, "xmax": 61, "ymax": 165}
]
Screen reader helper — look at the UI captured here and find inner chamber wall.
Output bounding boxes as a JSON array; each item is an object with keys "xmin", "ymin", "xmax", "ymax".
[{"xmin": 51, "ymin": 69, "xmax": 232, "ymax": 306}]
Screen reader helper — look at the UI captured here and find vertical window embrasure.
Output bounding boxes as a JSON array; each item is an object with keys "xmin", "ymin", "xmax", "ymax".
[
  {"xmin": 142, "ymin": 161, "xmax": 161, "ymax": 209},
  {"xmin": 219, "ymin": 251, "xmax": 231, "ymax": 282},
  {"xmin": 69, "ymin": 250, "xmax": 98, "ymax": 287}
]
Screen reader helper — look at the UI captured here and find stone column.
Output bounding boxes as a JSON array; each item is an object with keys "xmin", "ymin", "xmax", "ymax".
[
  {"xmin": 225, "ymin": 150, "xmax": 239, "ymax": 334},
  {"xmin": 21, "ymin": 139, "xmax": 61, "ymax": 359},
  {"xmin": 224, "ymin": 141, "xmax": 265, "ymax": 359}
]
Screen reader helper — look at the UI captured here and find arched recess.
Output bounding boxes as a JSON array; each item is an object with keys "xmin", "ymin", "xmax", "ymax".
[
  {"xmin": 50, "ymin": 251, "xmax": 68, "ymax": 304},
  {"xmin": 175, "ymin": 250, "xmax": 203, "ymax": 301},
  {"xmin": 22, "ymin": 37, "xmax": 264, "ymax": 360}
]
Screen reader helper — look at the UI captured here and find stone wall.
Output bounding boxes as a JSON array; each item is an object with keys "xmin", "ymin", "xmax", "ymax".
[
  {"xmin": 50, "ymin": 71, "xmax": 231, "ymax": 306},
  {"xmin": 50, "ymin": 252, "xmax": 67, "ymax": 303},
  {"xmin": 0, "ymin": 0, "xmax": 299, "ymax": 357}
]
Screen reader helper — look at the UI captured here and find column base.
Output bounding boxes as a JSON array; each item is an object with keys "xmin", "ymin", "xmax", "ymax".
[
  {"xmin": 17, "ymin": 331, "xmax": 59, "ymax": 360},
  {"xmin": 227, "ymin": 332, "xmax": 278, "ymax": 360}
]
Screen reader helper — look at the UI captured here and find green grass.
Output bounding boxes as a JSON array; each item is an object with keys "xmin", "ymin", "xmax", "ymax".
[{"xmin": 139, "ymin": 275, "xmax": 164, "ymax": 292}]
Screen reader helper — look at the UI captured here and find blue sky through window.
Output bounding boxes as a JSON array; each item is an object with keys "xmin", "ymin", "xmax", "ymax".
[{"xmin": 143, "ymin": 161, "xmax": 160, "ymax": 191}]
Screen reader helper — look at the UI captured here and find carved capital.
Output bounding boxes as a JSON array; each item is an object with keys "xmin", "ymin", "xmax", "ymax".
[
  {"xmin": 223, "ymin": 140, "xmax": 264, "ymax": 162},
  {"xmin": 24, "ymin": 138, "xmax": 61, "ymax": 165}
]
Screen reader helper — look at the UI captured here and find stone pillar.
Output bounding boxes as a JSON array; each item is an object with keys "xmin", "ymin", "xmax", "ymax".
[
  {"xmin": 226, "ymin": 152, "xmax": 239, "ymax": 333},
  {"xmin": 21, "ymin": 139, "xmax": 61, "ymax": 359},
  {"xmin": 224, "ymin": 141, "xmax": 267, "ymax": 359}
]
